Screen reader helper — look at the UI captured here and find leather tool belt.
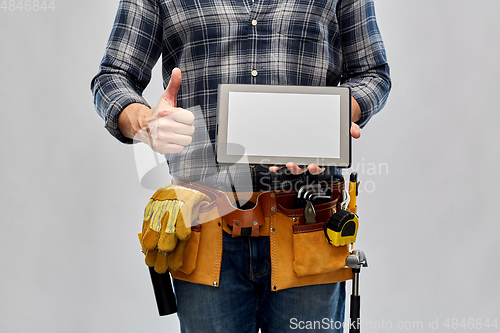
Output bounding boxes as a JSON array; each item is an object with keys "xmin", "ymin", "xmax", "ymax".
[
  {"xmin": 169, "ymin": 177, "xmax": 353, "ymax": 290},
  {"xmin": 172, "ymin": 178, "xmax": 344, "ymax": 237}
]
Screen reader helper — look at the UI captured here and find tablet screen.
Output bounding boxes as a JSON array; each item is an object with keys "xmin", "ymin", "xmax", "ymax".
[{"xmin": 226, "ymin": 92, "xmax": 341, "ymax": 158}]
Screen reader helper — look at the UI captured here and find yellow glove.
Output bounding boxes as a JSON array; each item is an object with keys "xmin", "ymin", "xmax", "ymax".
[
  {"xmin": 139, "ymin": 199, "xmax": 172, "ymax": 273},
  {"xmin": 142, "ymin": 198, "xmax": 183, "ymax": 252},
  {"xmin": 139, "ymin": 184, "xmax": 209, "ymax": 273}
]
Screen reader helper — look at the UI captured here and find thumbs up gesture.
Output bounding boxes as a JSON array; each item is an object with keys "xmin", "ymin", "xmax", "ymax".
[
  {"xmin": 142, "ymin": 68, "xmax": 195, "ymax": 154},
  {"xmin": 120, "ymin": 68, "xmax": 195, "ymax": 154}
]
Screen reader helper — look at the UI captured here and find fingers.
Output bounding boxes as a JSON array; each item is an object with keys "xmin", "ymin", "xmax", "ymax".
[
  {"xmin": 157, "ymin": 110, "xmax": 195, "ymax": 139},
  {"xmin": 269, "ymin": 163, "xmax": 324, "ymax": 175},
  {"xmin": 142, "ymin": 109, "xmax": 195, "ymax": 154},
  {"xmin": 151, "ymin": 115, "xmax": 194, "ymax": 154},
  {"xmin": 286, "ymin": 162, "xmax": 306, "ymax": 175},
  {"xmin": 269, "ymin": 164, "xmax": 305, "ymax": 174},
  {"xmin": 307, "ymin": 164, "xmax": 325, "ymax": 175},
  {"xmin": 269, "ymin": 166, "xmax": 283, "ymax": 172},
  {"xmin": 154, "ymin": 142, "xmax": 189, "ymax": 154},
  {"xmin": 159, "ymin": 108, "xmax": 195, "ymax": 125},
  {"xmin": 157, "ymin": 114, "xmax": 195, "ymax": 138}
]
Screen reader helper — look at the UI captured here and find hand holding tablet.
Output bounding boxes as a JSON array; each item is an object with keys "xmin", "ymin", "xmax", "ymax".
[{"xmin": 270, "ymin": 120, "xmax": 361, "ymax": 175}]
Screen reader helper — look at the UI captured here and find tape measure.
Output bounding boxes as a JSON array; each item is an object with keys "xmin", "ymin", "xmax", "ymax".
[{"xmin": 324, "ymin": 210, "xmax": 359, "ymax": 246}]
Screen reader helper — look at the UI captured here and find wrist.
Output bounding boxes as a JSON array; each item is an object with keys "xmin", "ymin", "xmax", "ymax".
[
  {"xmin": 118, "ymin": 103, "xmax": 153, "ymax": 139},
  {"xmin": 137, "ymin": 104, "xmax": 153, "ymax": 130},
  {"xmin": 351, "ymin": 97, "xmax": 361, "ymax": 123}
]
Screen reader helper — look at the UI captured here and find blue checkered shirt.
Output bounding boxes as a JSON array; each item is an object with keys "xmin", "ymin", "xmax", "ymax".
[{"xmin": 91, "ymin": 0, "xmax": 391, "ymax": 190}]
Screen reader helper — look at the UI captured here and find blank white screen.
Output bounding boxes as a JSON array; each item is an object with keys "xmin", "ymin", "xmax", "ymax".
[{"xmin": 226, "ymin": 92, "xmax": 341, "ymax": 159}]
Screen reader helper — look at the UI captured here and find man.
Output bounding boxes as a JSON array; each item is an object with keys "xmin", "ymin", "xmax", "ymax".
[{"xmin": 91, "ymin": 0, "xmax": 390, "ymax": 331}]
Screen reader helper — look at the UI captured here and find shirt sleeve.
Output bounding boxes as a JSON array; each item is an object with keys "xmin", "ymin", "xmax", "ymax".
[
  {"xmin": 90, "ymin": 0, "xmax": 162, "ymax": 143},
  {"xmin": 337, "ymin": 0, "xmax": 392, "ymax": 127}
]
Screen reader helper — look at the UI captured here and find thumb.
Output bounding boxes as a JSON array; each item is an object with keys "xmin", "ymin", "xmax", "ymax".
[
  {"xmin": 350, "ymin": 122, "xmax": 361, "ymax": 139},
  {"xmin": 162, "ymin": 68, "xmax": 182, "ymax": 107}
]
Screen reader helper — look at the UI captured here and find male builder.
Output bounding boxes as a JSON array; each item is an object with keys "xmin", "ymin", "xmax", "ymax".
[{"xmin": 91, "ymin": 0, "xmax": 390, "ymax": 332}]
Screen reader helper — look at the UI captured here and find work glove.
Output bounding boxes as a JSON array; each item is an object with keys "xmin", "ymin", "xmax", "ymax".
[{"xmin": 138, "ymin": 184, "xmax": 210, "ymax": 273}]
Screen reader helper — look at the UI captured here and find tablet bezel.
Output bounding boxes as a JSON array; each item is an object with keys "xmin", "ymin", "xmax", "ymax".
[{"xmin": 216, "ymin": 84, "xmax": 351, "ymax": 168}]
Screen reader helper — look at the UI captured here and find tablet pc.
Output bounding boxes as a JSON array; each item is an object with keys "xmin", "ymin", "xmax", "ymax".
[{"xmin": 216, "ymin": 84, "xmax": 351, "ymax": 168}]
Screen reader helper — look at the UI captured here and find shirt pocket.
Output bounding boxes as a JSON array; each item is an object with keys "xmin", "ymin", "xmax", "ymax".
[{"xmin": 276, "ymin": 0, "xmax": 337, "ymax": 42}]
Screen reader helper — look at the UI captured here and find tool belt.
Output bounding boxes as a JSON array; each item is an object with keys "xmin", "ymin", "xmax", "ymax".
[
  {"xmin": 169, "ymin": 178, "xmax": 354, "ymax": 290},
  {"xmin": 173, "ymin": 178, "xmax": 344, "ymax": 237}
]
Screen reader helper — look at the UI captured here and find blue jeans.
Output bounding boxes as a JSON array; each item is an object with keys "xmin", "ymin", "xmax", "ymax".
[{"xmin": 173, "ymin": 231, "xmax": 345, "ymax": 332}]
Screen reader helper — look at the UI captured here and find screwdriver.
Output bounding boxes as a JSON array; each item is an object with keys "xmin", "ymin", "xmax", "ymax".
[{"xmin": 348, "ymin": 172, "xmax": 359, "ymax": 214}]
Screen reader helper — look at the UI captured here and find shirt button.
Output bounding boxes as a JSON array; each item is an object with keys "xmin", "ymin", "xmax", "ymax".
[
  {"xmin": 251, "ymin": 19, "xmax": 258, "ymax": 26},
  {"xmin": 251, "ymin": 70, "xmax": 258, "ymax": 77}
]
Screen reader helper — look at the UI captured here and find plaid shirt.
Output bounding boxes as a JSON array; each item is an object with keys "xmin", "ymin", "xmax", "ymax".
[{"xmin": 91, "ymin": 0, "xmax": 391, "ymax": 190}]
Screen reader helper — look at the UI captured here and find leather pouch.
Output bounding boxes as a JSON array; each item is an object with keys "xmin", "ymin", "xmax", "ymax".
[
  {"xmin": 271, "ymin": 213, "xmax": 352, "ymax": 291},
  {"xmin": 178, "ymin": 225, "xmax": 201, "ymax": 275},
  {"xmin": 292, "ymin": 222, "xmax": 349, "ymax": 277},
  {"xmin": 170, "ymin": 207, "xmax": 223, "ymax": 287}
]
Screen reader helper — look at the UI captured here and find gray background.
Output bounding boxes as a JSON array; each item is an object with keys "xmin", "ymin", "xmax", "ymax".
[{"xmin": 1, "ymin": 0, "xmax": 499, "ymax": 332}]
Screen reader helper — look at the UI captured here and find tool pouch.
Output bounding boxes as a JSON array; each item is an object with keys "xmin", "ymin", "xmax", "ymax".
[
  {"xmin": 176, "ymin": 224, "xmax": 201, "ymax": 275},
  {"xmin": 216, "ymin": 191, "xmax": 276, "ymax": 237},
  {"xmin": 169, "ymin": 206, "xmax": 224, "ymax": 287},
  {"xmin": 273, "ymin": 194, "xmax": 349, "ymax": 277},
  {"xmin": 292, "ymin": 222, "xmax": 350, "ymax": 277},
  {"xmin": 271, "ymin": 211, "xmax": 353, "ymax": 291}
]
